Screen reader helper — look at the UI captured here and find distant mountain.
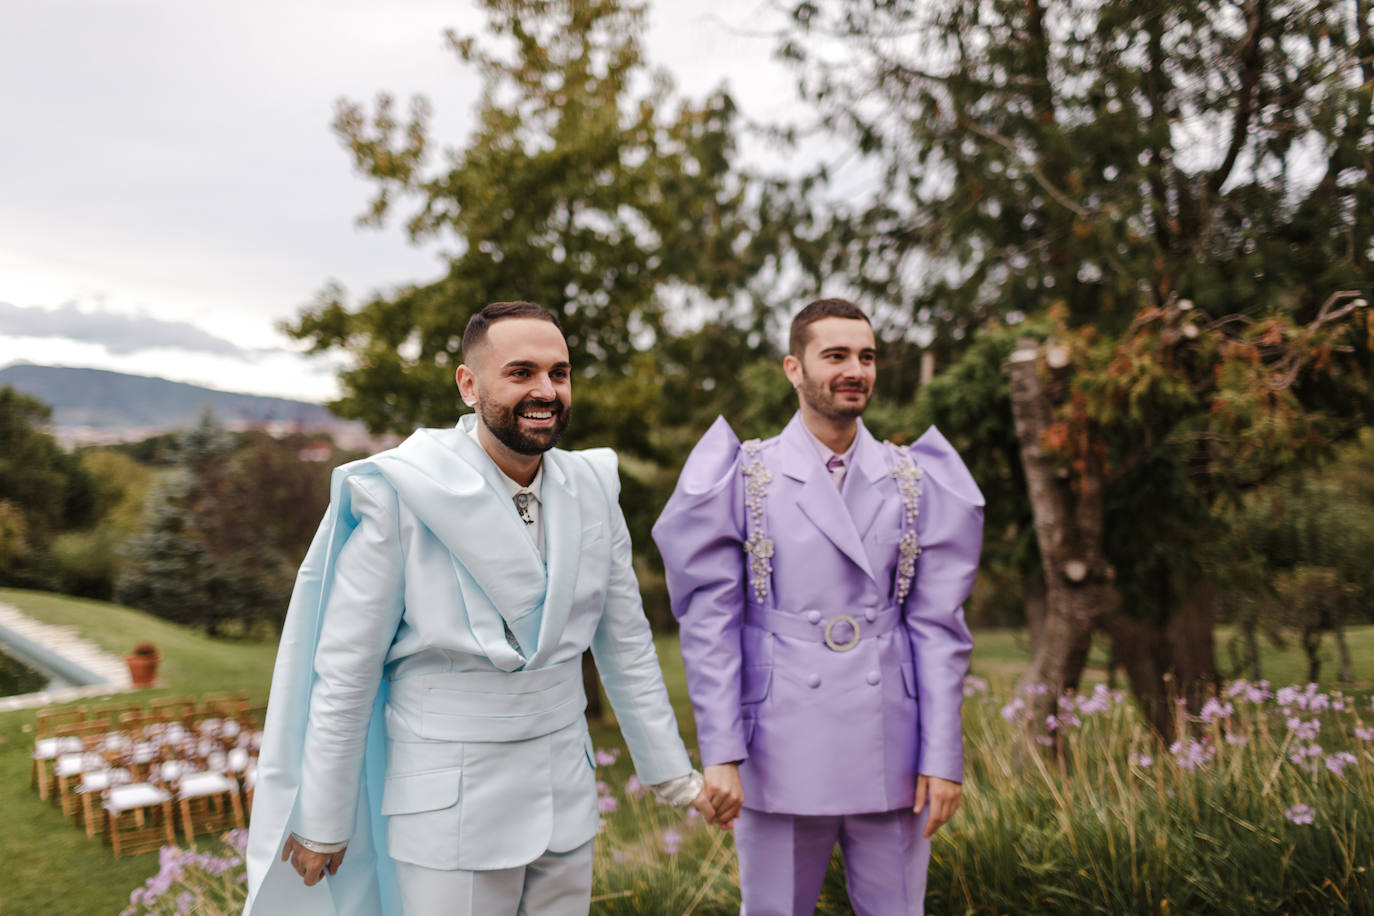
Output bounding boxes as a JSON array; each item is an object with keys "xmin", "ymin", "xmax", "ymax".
[{"xmin": 0, "ymin": 364, "xmax": 364, "ymax": 444}]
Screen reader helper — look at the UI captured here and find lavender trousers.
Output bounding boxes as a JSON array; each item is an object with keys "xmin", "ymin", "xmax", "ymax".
[{"xmin": 736, "ymin": 807, "xmax": 931, "ymax": 916}]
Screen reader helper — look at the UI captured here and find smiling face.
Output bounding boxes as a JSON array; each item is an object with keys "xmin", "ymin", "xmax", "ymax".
[
  {"xmin": 783, "ymin": 316, "xmax": 877, "ymax": 422},
  {"xmin": 456, "ymin": 317, "xmax": 572, "ymax": 464}
]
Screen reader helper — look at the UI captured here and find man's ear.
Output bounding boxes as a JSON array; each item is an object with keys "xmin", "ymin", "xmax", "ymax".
[
  {"xmin": 456, "ymin": 365, "xmax": 479, "ymax": 408},
  {"xmin": 782, "ymin": 354, "xmax": 803, "ymax": 388}
]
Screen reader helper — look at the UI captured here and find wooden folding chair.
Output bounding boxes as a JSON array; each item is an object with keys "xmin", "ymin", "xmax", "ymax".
[
  {"xmin": 149, "ymin": 695, "xmax": 196, "ymax": 724},
  {"xmin": 176, "ymin": 771, "xmax": 245, "ymax": 843},
  {"xmin": 76, "ymin": 768, "xmax": 133, "ymax": 837},
  {"xmin": 31, "ymin": 706, "xmax": 87, "ymax": 800},
  {"xmin": 104, "ymin": 783, "xmax": 177, "ymax": 858},
  {"xmin": 197, "ymin": 692, "xmax": 248, "ymax": 719},
  {"xmin": 51, "ymin": 719, "xmax": 111, "ymax": 815},
  {"xmin": 91, "ymin": 700, "xmax": 140, "ymax": 722}
]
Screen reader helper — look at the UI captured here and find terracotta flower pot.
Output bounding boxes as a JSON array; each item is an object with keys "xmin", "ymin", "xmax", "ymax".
[{"xmin": 126, "ymin": 647, "xmax": 160, "ymax": 687}]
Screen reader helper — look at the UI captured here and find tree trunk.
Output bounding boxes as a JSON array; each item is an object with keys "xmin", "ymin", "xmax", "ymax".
[
  {"xmin": 1005, "ymin": 341, "xmax": 1121, "ymax": 736},
  {"xmin": 1167, "ymin": 581, "xmax": 1220, "ymax": 714},
  {"xmin": 1024, "ymin": 572, "xmax": 1048, "ymax": 658},
  {"xmin": 1102, "ymin": 584, "xmax": 1220, "ymax": 740},
  {"xmin": 1102, "ymin": 613, "xmax": 1174, "ymax": 739},
  {"xmin": 1334, "ymin": 622, "xmax": 1354, "ymax": 684}
]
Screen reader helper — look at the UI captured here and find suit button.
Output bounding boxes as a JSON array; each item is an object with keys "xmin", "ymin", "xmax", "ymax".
[
  {"xmin": 865, "ymin": 608, "xmax": 877, "ymax": 623},
  {"xmin": 807, "ymin": 674, "xmax": 822, "ymax": 689},
  {"xmin": 867, "ymin": 670, "xmax": 881, "ymax": 685},
  {"xmin": 806, "ymin": 610, "xmax": 822, "ymax": 625}
]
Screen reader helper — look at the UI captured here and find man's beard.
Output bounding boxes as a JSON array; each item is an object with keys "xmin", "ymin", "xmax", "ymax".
[
  {"xmin": 478, "ymin": 396, "xmax": 571, "ymax": 455},
  {"xmin": 798, "ymin": 368, "xmax": 871, "ymax": 420}
]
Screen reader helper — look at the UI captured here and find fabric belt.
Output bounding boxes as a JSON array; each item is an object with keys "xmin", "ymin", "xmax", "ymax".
[
  {"xmin": 742, "ymin": 604, "xmax": 902, "ymax": 651},
  {"xmin": 386, "ymin": 656, "xmax": 586, "ymax": 742}
]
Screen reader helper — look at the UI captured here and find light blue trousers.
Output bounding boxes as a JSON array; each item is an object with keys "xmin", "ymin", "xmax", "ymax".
[{"xmin": 393, "ymin": 839, "xmax": 594, "ymax": 915}]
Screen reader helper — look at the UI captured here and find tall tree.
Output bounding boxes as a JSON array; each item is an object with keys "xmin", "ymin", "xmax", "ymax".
[
  {"xmin": 0, "ymin": 387, "xmax": 97, "ymax": 586},
  {"xmin": 288, "ymin": 0, "xmax": 785, "ymax": 444},
  {"xmin": 782, "ymin": 0, "xmax": 1374, "ymax": 735}
]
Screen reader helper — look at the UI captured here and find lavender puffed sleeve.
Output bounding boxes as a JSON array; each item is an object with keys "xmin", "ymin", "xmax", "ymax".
[
  {"xmin": 904, "ymin": 426, "xmax": 983, "ymax": 783},
  {"xmin": 651, "ymin": 416, "xmax": 749, "ymax": 767}
]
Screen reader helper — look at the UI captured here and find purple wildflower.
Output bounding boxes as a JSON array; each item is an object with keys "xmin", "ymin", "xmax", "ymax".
[
  {"xmin": 1325, "ymin": 752, "xmax": 1357, "ymax": 777},
  {"xmin": 1169, "ymin": 737, "xmax": 1214, "ymax": 771},
  {"xmin": 1076, "ymin": 684, "xmax": 1113, "ymax": 716},
  {"xmin": 1284, "ymin": 804, "xmax": 1315, "ymax": 825},
  {"xmin": 1289, "ymin": 743, "xmax": 1322, "ymax": 773},
  {"xmin": 1000, "ymin": 698, "xmax": 1026, "ymax": 722},
  {"xmin": 594, "ymin": 748, "xmax": 620, "ymax": 766},
  {"xmin": 596, "ymin": 780, "xmax": 610, "ymax": 796},
  {"xmin": 597, "ymin": 795, "xmax": 618, "ymax": 813},
  {"xmin": 1354, "ymin": 726, "xmax": 1374, "ymax": 741},
  {"xmin": 963, "ymin": 675, "xmax": 989, "ymax": 696},
  {"xmin": 625, "ymin": 775, "xmax": 647, "ymax": 799},
  {"xmin": 1224, "ymin": 732, "xmax": 1248, "ymax": 746},
  {"xmin": 1286, "ymin": 717, "xmax": 1321, "ymax": 741},
  {"xmin": 662, "ymin": 828, "xmax": 683, "ymax": 855},
  {"xmin": 1198, "ymin": 698, "xmax": 1233, "ymax": 724},
  {"xmin": 1130, "ymin": 752, "xmax": 1153, "ymax": 768}
]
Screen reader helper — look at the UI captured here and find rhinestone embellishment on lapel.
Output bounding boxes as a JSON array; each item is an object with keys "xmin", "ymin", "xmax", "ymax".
[
  {"xmin": 887, "ymin": 443, "xmax": 923, "ymax": 602},
  {"xmin": 741, "ymin": 439, "xmax": 775, "ymax": 603}
]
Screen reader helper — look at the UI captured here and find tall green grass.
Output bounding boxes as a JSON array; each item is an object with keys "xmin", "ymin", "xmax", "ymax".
[
  {"xmin": 4, "ymin": 590, "xmax": 1370, "ymax": 914},
  {"xmin": 119, "ymin": 679, "xmax": 1374, "ymax": 915}
]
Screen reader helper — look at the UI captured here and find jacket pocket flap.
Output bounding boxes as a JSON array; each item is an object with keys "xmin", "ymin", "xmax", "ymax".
[
  {"xmin": 380, "ymin": 767, "xmax": 461, "ymax": 816},
  {"xmin": 741, "ymin": 664, "xmax": 773, "ymax": 704}
]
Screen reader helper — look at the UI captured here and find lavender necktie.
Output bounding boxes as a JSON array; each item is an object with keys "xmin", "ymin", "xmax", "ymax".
[{"xmin": 826, "ymin": 455, "xmax": 845, "ymax": 489}]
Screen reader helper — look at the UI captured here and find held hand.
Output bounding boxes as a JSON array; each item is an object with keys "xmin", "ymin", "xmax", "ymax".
[
  {"xmin": 688, "ymin": 787, "xmax": 717, "ymax": 824},
  {"xmin": 913, "ymin": 774, "xmax": 962, "ymax": 838},
  {"xmin": 281, "ymin": 835, "xmax": 347, "ymax": 887},
  {"xmin": 703, "ymin": 762, "xmax": 744, "ymax": 829}
]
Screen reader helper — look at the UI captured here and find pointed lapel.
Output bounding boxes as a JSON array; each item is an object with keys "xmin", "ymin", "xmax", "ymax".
[
  {"xmin": 778, "ymin": 414, "xmax": 876, "ymax": 583},
  {"xmin": 845, "ymin": 422, "xmax": 891, "ymax": 541},
  {"xmin": 373, "ymin": 422, "xmax": 548, "ymax": 668},
  {"xmin": 526, "ymin": 451, "xmax": 582, "ymax": 667}
]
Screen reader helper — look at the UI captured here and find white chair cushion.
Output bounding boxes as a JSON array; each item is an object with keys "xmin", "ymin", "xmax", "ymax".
[
  {"xmin": 33, "ymin": 736, "xmax": 84, "ymax": 759},
  {"xmin": 78, "ymin": 768, "xmax": 132, "ymax": 792},
  {"xmin": 105, "ymin": 782, "xmax": 171, "ymax": 813},
  {"xmin": 178, "ymin": 771, "xmax": 236, "ymax": 799},
  {"xmin": 55, "ymin": 752, "xmax": 89, "ymax": 777}
]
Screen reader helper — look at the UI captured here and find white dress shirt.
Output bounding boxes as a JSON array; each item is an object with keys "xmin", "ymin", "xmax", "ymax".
[
  {"xmin": 467, "ymin": 421, "xmax": 546, "ymax": 562},
  {"xmin": 800, "ymin": 422, "xmax": 857, "ymax": 490}
]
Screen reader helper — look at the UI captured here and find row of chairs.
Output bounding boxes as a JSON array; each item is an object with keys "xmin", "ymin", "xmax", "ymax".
[{"xmin": 29, "ymin": 693, "xmax": 265, "ymax": 857}]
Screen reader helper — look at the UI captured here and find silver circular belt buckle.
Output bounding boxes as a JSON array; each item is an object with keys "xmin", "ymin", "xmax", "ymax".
[{"xmin": 823, "ymin": 614, "xmax": 861, "ymax": 652}]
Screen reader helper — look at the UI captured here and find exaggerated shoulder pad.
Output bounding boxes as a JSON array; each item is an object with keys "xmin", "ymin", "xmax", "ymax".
[
  {"xmin": 677, "ymin": 415, "xmax": 743, "ymax": 497},
  {"xmin": 910, "ymin": 426, "xmax": 985, "ymax": 508},
  {"xmin": 574, "ymin": 447, "xmax": 621, "ymax": 502}
]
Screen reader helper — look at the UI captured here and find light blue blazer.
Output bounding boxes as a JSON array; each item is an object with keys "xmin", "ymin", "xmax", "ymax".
[{"xmin": 244, "ymin": 415, "xmax": 692, "ymax": 915}]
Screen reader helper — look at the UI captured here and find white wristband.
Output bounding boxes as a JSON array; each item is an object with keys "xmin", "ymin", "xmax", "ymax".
[
  {"xmin": 650, "ymin": 770, "xmax": 705, "ymax": 808},
  {"xmin": 291, "ymin": 832, "xmax": 348, "ymax": 854}
]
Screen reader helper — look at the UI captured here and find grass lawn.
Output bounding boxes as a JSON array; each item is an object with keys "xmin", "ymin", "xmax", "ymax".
[{"xmin": 1, "ymin": 588, "xmax": 1369, "ymax": 914}]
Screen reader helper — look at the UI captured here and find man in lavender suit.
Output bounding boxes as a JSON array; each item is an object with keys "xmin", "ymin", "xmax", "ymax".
[{"xmin": 652, "ymin": 299, "xmax": 984, "ymax": 914}]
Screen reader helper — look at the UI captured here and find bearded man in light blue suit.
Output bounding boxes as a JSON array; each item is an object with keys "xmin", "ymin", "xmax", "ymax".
[{"xmin": 244, "ymin": 302, "xmax": 713, "ymax": 916}]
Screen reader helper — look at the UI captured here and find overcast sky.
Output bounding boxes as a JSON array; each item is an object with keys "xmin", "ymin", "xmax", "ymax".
[{"xmin": 0, "ymin": 0, "xmax": 810, "ymax": 402}]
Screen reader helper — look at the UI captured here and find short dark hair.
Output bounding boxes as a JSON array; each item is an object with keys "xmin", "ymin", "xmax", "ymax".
[
  {"xmin": 788, "ymin": 298, "xmax": 871, "ymax": 357},
  {"xmin": 461, "ymin": 301, "xmax": 562, "ymax": 358}
]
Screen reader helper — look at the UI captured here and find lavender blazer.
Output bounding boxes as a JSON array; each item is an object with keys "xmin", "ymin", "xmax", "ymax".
[{"xmin": 652, "ymin": 414, "xmax": 982, "ymax": 815}]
